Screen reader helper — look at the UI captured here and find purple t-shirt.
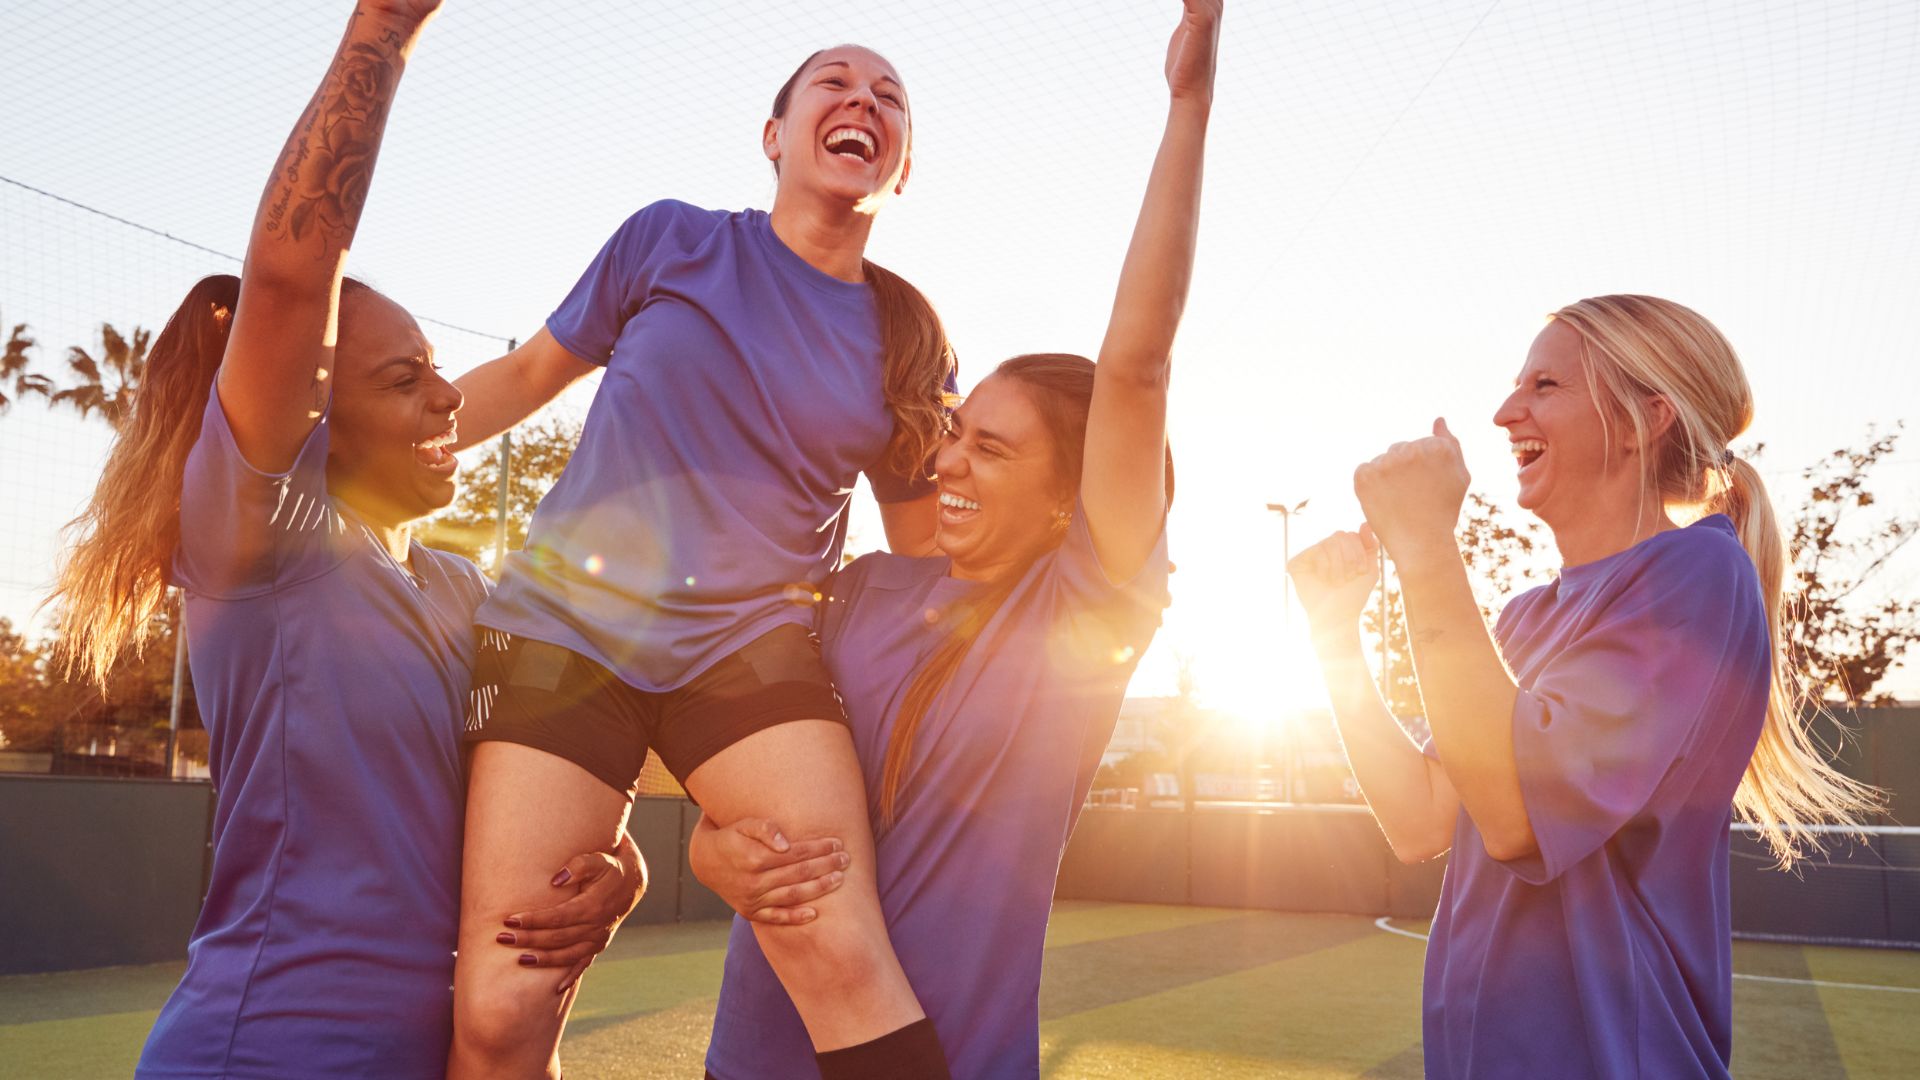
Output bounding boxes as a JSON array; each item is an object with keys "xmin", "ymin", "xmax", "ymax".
[
  {"xmin": 1422, "ymin": 515, "xmax": 1770, "ymax": 1080},
  {"xmin": 477, "ymin": 200, "xmax": 938, "ymax": 691},
  {"xmin": 706, "ymin": 508, "xmax": 1171, "ymax": 1079},
  {"xmin": 137, "ymin": 392, "xmax": 488, "ymax": 1079}
]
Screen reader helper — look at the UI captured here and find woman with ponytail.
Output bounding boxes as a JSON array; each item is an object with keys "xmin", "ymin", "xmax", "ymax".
[
  {"xmin": 440, "ymin": 34, "xmax": 966, "ymax": 1080},
  {"xmin": 690, "ymin": 4, "xmax": 1218, "ymax": 1076},
  {"xmin": 1289, "ymin": 294, "xmax": 1881, "ymax": 1079},
  {"xmin": 49, "ymin": 5, "xmax": 640, "ymax": 1077}
]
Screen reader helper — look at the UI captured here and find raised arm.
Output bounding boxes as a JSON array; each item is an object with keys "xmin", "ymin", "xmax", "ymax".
[
  {"xmin": 1081, "ymin": 0, "xmax": 1219, "ymax": 579},
  {"xmin": 1290, "ymin": 528, "xmax": 1460, "ymax": 862},
  {"xmin": 220, "ymin": 1, "xmax": 442, "ymax": 472}
]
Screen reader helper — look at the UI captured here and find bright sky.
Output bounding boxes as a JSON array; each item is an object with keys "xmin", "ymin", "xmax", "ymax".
[{"xmin": 2, "ymin": 0, "xmax": 1917, "ymax": 708}]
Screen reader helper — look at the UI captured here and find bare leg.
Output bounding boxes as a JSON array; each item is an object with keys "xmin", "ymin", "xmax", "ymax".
[
  {"xmin": 448, "ymin": 743, "xmax": 632, "ymax": 1080},
  {"xmin": 685, "ymin": 719, "xmax": 923, "ymax": 1051}
]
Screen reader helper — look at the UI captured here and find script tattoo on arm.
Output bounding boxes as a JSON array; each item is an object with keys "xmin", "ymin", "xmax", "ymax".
[{"xmin": 261, "ymin": 16, "xmax": 408, "ymax": 251}]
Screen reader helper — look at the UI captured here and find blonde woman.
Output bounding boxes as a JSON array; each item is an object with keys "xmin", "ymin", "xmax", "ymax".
[{"xmin": 1289, "ymin": 295, "xmax": 1878, "ymax": 1079}]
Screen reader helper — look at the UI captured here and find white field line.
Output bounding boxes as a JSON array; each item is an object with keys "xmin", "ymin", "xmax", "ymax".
[{"xmin": 1368, "ymin": 918, "xmax": 1920, "ymax": 994}]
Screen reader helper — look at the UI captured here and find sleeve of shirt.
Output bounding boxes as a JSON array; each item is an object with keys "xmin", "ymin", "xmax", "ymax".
[
  {"xmin": 1500, "ymin": 535, "xmax": 1769, "ymax": 884},
  {"xmin": 1043, "ymin": 499, "xmax": 1173, "ymax": 678},
  {"xmin": 865, "ymin": 364, "xmax": 960, "ymax": 504},
  {"xmin": 171, "ymin": 387, "xmax": 342, "ymax": 598},
  {"xmin": 545, "ymin": 201, "xmax": 684, "ymax": 366}
]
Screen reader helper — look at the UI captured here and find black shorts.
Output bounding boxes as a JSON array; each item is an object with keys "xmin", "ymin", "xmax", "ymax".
[{"xmin": 463, "ymin": 623, "xmax": 848, "ymax": 801}]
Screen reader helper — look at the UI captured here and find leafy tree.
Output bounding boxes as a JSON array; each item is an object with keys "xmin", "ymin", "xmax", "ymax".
[
  {"xmin": 1777, "ymin": 425, "xmax": 1919, "ymax": 705},
  {"xmin": 0, "ymin": 617, "xmax": 58, "ymax": 752},
  {"xmin": 49, "ymin": 323, "xmax": 150, "ymax": 430},
  {"xmin": 419, "ymin": 414, "xmax": 581, "ymax": 572}
]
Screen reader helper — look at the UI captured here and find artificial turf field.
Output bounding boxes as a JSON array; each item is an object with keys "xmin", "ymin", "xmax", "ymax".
[{"xmin": 3, "ymin": 901, "xmax": 1915, "ymax": 1078}]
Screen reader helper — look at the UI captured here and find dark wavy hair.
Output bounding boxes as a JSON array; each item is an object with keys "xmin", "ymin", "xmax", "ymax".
[{"xmin": 878, "ymin": 354, "xmax": 1175, "ymax": 824}]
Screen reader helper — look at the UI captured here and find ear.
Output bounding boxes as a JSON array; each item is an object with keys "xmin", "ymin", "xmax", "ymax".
[
  {"xmin": 762, "ymin": 117, "xmax": 782, "ymax": 165},
  {"xmin": 1637, "ymin": 394, "xmax": 1679, "ymax": 453},
  {"xmin": 895, "ymin": 152, "xmax": 913, "ymax": 196}
]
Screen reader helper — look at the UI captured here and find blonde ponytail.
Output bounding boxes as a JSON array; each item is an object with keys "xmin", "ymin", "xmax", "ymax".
[
  {"xmin": 1552, "ymin": 295, "xmax": 1883, "ymax": 865},
  {"xmin": 1716, "ymin": 456, "xmax": 1883, "ymax": 863}
]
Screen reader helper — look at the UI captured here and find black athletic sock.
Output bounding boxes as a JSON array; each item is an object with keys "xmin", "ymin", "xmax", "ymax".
[{"xmin": 814, "ymin": 1018, "xmax": 952, "ymax": 1080}]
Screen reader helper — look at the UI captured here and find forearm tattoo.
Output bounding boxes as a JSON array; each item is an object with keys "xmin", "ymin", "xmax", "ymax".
[{"xmin": 262, "ymin": 16, "xmax": 407, "ymax": 248}]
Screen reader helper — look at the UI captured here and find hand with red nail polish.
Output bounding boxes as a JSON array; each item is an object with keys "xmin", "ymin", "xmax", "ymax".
[{"xmin": 496, "ymin": 831, "xmax": 649, "ymax": 994}]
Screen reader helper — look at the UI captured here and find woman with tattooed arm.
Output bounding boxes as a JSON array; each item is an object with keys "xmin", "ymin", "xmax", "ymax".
[{"xmin": 48, "ymin": 6, "xmax": 642, "ymax": 1077}]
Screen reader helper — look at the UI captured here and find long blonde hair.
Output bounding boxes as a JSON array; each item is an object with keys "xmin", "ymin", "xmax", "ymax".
[{"xmin": 1551, "ymin": 295, "xmax": 1883, "ymax": 863}]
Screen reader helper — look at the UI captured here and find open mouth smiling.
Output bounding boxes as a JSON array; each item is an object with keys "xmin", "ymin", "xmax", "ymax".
[
  {"xmin": 823, "ymin": 126, "xmax": 877, "ymax": 163},
  {"xmin": 414, "ymin": 426, "xmax": 457, "ymax": 472}
]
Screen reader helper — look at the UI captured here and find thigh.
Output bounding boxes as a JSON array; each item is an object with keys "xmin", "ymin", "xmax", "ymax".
[
  {"xmin": 453, "ymin": 743, "xmax": 633, "ymax": 1055},
  {"xmin": 685, "ymin": 719, "xmax": 917, "ymax": 1048}
]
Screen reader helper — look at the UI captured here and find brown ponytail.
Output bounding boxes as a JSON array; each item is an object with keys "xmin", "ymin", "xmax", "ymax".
[
  {"xmin": 49, "ymin": 274, "xmax": 375, "ymax": 687},
  {"xmin": 50, "ymin": 275, "xmax": 241, "ymax": 685},
  {"xmin": 864, "ymin": 259, "xmax": 956, "ymax": 482},
  {"xmin": 876, "ymin": 354, "xmax": 1174, "ymax": 826}
]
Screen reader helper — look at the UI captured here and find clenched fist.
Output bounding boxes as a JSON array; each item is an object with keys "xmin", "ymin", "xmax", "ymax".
[
  {"xmin": 1288, "ymin": 527, "xmax": 1380, "ymax": 636},
  {"xmin": 1354, "ymin": 418, "xmax": 1470, "ymax": 563}
]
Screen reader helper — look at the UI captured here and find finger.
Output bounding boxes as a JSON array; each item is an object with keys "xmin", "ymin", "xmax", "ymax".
[
  {"xmin": 1434, "ymin": 417, "xmax": 1454, "ymax": 441},
  {"xmin": 556, "ymin": 955, "xmax": 593, "ymax": 996},
  {"xmin": 498, "ymin": 922, "xmax": 598, "ymax": 951},
  {"xmin": 756, "ymin": 871, "xmax": 848, "ymax": 911},
  {"xmin": 736, "ymin": 817, "xmax": 792, "ymax": 854},
  {"xmin": 550, "ymin": 850, "xmax": 617, "ymax": 891},
  {"xmin": 1358, "ymin": 523, "xmax": 1379, "ymax": 555},
  {"xmin": 759, "ymin": 855, "xmax": 849, "ymax": 894},
  {"xmin": 749, "ymin": 905, "xmax": 819, "ymax": 926},
  {"xmin": 507, "ymin": 890, "xmax": 603, "ymax": 932},
  {"xmin": 1321, "ymin": 533, "xmax": 1349, "ymax": 581},
  {"xmin": 516, "ymin": 940, "xmax": 599, "ymax": 972},
  {"xmin": 756, "ymin": 837, "xmax": 841, "ymax": 868}
]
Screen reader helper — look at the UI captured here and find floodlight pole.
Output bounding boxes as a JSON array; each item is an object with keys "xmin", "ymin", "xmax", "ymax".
[
  {"xmin": 1378, "ymin": 545, "xmax": 1390, "ymax": 698},
  {"xmin": 492, "ymin": 338, "xmax": 518, "ymax": 575},
  {"xmin": 1266, "ymin": 500, "xmax": 1309, "ymax": 801}
]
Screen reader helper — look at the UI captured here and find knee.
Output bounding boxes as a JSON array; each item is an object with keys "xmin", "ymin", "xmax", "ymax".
[
  {"xmin": 453, "ymin": 969, "xmax": 555, "ymax": 1064},
  {"xmin": 755, "ymin": 912, "xmax": 890, "ymax": 996}
]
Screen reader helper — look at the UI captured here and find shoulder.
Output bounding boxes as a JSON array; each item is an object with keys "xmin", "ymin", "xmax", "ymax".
[
  {"xmin": 420, "ymin": 548, "xmax": 493, "ymax": 609},
  {"xmin": 614, "ymin": 199, "xmax": 732, "ymax": 246},
  {"xmin": 831, "ymin": 551, "xmax": 947, "ymax": 599},
  {"xmin": 1627, "ymin": 515, "xmax": 1757, "ymax": 597}
]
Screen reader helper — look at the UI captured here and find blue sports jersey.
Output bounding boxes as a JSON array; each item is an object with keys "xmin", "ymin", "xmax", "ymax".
[
  {"xmin": 707, "ymin": 507, "xmax": 1171, "ymax": 1079},
  {"xmin": 1422, "ymin": 515, "xmax": 1771, "ymax": 1080},
  {"xmin": 477, "ymin": 200, "xmax": 941, "ymax": 692},
  {"xmin": 137, "ymin": 391, "xmax": 488, "ymax": 1079}
]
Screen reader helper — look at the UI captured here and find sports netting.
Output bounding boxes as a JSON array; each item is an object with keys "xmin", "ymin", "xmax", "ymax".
[{"xmin": 1731, "ymin": 824, "xmax": 1920, "ymax": 950}]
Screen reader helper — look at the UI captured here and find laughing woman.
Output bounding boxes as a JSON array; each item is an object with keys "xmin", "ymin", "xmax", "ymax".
[
  {"xmin": 49, "ymin": 5, "xmax": 639, "ymax": 1077},
  {"xmin": 1288, "ymin": 297, "xmax": 1881, "ymax": 1079},
  {"xmin": 690, "ymin": 4, "xmax": 1221, "ymax": 1076},
  {"xmin": 441, "ymin": 33, "xmax": 959, "ymax": 1080}
]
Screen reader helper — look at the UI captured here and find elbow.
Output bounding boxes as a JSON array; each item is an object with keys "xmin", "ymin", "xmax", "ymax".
[
  {"xmin": 1390, "ymin": 839, "xmax": 1448, "ymax": 866},
  {"xmin": 1479, "ymin": 826, "xmax": 1539, "ymax": 865},
  {"xmin": 1388, "ymin": 826, "xmax": 1453, "ymax": 865}
]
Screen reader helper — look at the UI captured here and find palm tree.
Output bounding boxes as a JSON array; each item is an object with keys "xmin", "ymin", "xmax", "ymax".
[
  {"xmin": 0, "ymin": 319, "xmax": 53, "ymax": 414},
  {"xmin": 50, "ymin": 323, "xmax": 149, "ymax": 431}
]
